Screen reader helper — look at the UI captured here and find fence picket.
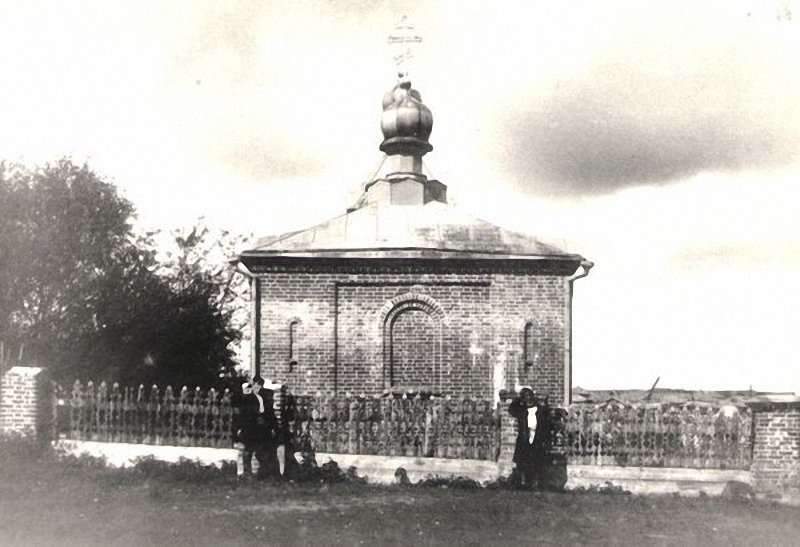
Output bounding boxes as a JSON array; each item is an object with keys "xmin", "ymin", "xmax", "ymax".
[
  {"xmin": 149, "ymin": 385, "xmax": 160, "ymax": 445},
  {"xmin": 562, "ymin": 403, "xmax": 753, "ymax": 470},
  {"xmin": 54, "ymin": 381, "xmax": 752, "ymax": 469}
]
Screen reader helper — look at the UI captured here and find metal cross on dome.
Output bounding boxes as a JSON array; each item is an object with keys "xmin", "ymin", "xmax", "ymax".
[{"xmin": 387, "ymin": 15, "xmax": 422, "ymax": 77}]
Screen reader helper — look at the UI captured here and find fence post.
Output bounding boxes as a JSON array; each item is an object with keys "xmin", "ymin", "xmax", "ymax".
[
  {"xmin": 746, "ymin": 399, "xmax": 800, "ymax": 503},
  {"xmin": 348, "ymin": 398, "xmax": 359, "ymax": 454},
  {"xmin": 0, "ymin": 366, "xmax": 54, "ymax": 444},
  {"xmin": 497, "ymin": 393, "xmax": 517, "ymax": 474}
]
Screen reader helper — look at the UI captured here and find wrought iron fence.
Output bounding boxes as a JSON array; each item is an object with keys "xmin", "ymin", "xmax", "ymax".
[
  {"xmin": 56, "ymin": 381, "xmax": 754, "ymax": 469},
  {"xmin": 291, "ymin": 395, "xmax": 500, "ymax": 461},
  {"xmin": 562, "ymin": 402, "xmax": 753, "ymax": 469},
  {"xmin": 57, "ymin": 381, "xmax": 235, "ymax": 448},
  {"xmin": 56, "ymin": 382, "xmax": 501, "ymax": 461}
]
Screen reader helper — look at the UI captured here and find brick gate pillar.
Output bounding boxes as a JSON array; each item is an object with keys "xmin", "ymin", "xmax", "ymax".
[
  {"xmin": 497, "ymin": 393, "xmax": 517, "ymax": 475},
  {"xmin": 0, "ymin": 366, "xmax": 53, "ymax": 442},
  {"xmin": 746, "ymin": 399, "xmax": 800, "ymax": 503}
]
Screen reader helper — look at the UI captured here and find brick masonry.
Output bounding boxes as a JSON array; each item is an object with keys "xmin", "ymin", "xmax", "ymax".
[
  {"xmin": 0, "ymin": 366, "xmax": 52, "ymax": 438},
  {"xmin": 251, "ymin": 263, "xmax": 571, "ymax": 403},
  {"xmin": 747, "ymin": 400, "xmax": 800, "ymax": 500}
]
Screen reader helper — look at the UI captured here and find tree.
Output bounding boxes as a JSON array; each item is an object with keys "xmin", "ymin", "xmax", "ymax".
[
  {"xmin": 104, "ymin": 225, "xmax": 246, "ymax": 388},
  {"xmin": 0, "ymin": 159, "xmax": 243, "ymax": 387},
  {"xmin": 157, "ymin": 220, "xmax": 251, "ymax": 369},
  {"xmin": 0, "ymin": 159, "xmax": 136, "ymax": 371}
]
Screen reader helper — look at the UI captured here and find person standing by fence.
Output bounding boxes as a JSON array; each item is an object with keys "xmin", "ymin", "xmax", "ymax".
[
  {"xmin": 240, "ymin": 376, "xmax": 280, "ymax": 479},
  {"xmin": 508, "ymin": 387, "xmax": 551, "ymax": 489}
]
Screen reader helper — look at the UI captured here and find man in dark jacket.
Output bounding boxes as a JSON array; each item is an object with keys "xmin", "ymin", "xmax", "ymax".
[
  {"xmin": 508, "ymin": 387, "xmax": 550, "ymax": 489},
  {"xmin": 240, "ymin": 376, "xmax": 280, "ymax": 479}
]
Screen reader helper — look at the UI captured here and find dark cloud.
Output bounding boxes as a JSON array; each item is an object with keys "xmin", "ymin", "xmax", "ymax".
[{"xmin": 503, "ymin": 59, "xmax": 800, "ymax": 197}]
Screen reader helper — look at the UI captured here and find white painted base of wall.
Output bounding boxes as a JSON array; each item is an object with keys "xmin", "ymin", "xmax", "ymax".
[
  {"xmin": 52, "ymin": 440, "xmax": 510, "ymax": 484},
  {"xmin": 567, "ymin": 465, "xmax": 753, "ymax": 497},
  {"xmin": 54, "ymin": 440, "xmax": 238, "ymax": 469},
  {"xmin": 53, "ymin": 440, "xmax": 753, "ymax": 497}
]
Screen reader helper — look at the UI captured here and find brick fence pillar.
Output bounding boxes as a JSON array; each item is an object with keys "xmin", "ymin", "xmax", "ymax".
[
  {"xmin": 497, "ymin": 396, "xmax": 517, "ymax": 474},
  {"xmin": 0, "ymin": 366, "xmax": 53, "ymax": 441},
  {"xmin": 746, "ymin": 399, "xmax": 800, "ymax": 502}
]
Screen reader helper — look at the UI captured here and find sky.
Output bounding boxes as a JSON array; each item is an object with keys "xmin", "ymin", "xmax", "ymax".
[{"xmin": 1, "ymin": 0, "xmax": 799, "ymax": 391}]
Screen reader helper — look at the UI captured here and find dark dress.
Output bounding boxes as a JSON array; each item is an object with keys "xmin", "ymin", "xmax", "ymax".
[
  {"xmin": 240, "ymin": 388, "xmax": 280, "ymax": 478},
  {"xmin": 508, "ymin": 397, "xmax": 550, "ymax": 487}
]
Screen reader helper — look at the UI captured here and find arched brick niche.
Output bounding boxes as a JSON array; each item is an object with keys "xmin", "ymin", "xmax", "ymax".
[{"xmin": 380, "ymin": 293, "xmax": 446, "ymax": 392}]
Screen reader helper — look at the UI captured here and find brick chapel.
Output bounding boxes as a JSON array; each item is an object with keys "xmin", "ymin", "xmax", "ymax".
[{"xmin": 237, "ymin": 76, "xmax": 592, "ymax": 404}]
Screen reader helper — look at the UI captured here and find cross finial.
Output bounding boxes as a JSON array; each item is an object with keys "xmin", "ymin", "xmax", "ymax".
[
  {"xmin": 777, "ymin": 1, "xmax": 793, "ymax": 21},
  {"xmin": 387, "ymin": 15, "xmax": 422, "ymax": 78}
]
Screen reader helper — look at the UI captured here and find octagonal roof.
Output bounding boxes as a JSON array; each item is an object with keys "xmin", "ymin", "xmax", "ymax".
[{"xmin": 240, "ymin": 200, "xmax": 582, "ymax": 264}]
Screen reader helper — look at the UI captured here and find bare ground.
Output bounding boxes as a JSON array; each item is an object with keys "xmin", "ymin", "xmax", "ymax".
[{"xmin": 1, "ymin": 447, "xmax": 798, "ymax": 546}]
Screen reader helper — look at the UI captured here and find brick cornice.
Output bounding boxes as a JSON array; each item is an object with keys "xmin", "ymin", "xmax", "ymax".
[{"xmin": 240, "ymin": 256, "xmax": 580, "ymax": 276}]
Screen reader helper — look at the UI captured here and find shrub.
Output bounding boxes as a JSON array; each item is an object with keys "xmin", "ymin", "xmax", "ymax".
[
  {"xmin": 288, "ymin": 458, "xmax": 366, "ymax": 484},
  {"xmin": 130, "ymin": 456, "xmax": 235, "ymax": 482},
  {"xmin": 569, "ymin": 481, "xmax": 631, "ymax": 495},
  {"xmin": 416, "ymin": 475, "xmax": 482, "ymax": 489},
  {"xmin": 56, "ymin": 452, "xmax": 110, "ymax": 473},
  {"xmin": 0, "ymin": 431, "xmax": 54, "ymax": 462}
]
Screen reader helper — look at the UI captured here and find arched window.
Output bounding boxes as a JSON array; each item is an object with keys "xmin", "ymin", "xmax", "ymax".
[
  {"xmin": 380, "ymin": 293, "xmax": 446, "ymax": 393},
  {"xmin": 524, "ymin": 322, "xmax": 535, "ymax": 368},
  {"xmin": 289, "ymin": 320, "xmax": 299, "ymax": 371}
]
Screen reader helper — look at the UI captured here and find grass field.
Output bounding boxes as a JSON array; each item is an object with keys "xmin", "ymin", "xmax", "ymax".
[{"xmin": 1, "ymin": 441, "xmax": 799, "ymax": 546}]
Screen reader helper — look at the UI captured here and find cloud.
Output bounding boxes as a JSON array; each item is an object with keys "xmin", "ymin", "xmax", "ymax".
[
  {"xmin": 497, "ymin": 16, "xmax": 800, "ymax": 196},
  {"xmin": 154, "ymin": 1, "xmax": 394, "ymax": 184}
]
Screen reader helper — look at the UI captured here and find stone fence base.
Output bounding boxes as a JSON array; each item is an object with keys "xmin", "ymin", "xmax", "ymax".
[
  {"xmin": 55, "ymin": 439, "xmax": 239, "ymax": 469},
  {"xmin": 54, "ymin": 439, "xmax": 758, "ymax": 498},
  {"xmin": 568, "ymin": 465, "xmax": 753, "ymax": 498},
  {"xmin": 53, "ymin": 439, "xmax": 512, "ymax": 484}
]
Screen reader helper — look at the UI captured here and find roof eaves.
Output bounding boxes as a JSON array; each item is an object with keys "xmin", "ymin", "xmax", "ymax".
[{"xmin": 239, "ymin": 247, "xmax": 583, "ymax": 261}]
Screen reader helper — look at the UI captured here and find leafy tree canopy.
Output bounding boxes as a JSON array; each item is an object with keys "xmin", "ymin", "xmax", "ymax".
[{"xmin": 0, "ymin": 159, "xmax": 245, "ymax": 388}]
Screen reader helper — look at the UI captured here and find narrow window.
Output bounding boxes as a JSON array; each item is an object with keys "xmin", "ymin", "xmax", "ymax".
[
  {"xmin": 524, "ymin": 322, "xmax": 535, "ymax": 368},
  {"xmin": 289, "ymin": 320, "xmax": 299, "ymax": 371}
]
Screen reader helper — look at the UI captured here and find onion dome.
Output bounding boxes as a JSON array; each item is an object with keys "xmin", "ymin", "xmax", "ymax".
[{"xmin": 379, "ymin": 77, "xmax": 433, "ymax": 156}]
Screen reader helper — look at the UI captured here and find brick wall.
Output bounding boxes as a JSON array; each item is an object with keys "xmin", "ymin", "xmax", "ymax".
[
  {"xmin": 254, "ymin": 265, "xmax": 569, "ymax": 403},
  {"xmin": 491, "ymin": 274, "xmax": 567, "ymax": 402},
  {"xmin": 747, "ymin": 400, "xmax": 800, "ymax": 500},
  {"xmin": 0, "ymin": 366, "xmax": 51, "ymax": 439}
]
